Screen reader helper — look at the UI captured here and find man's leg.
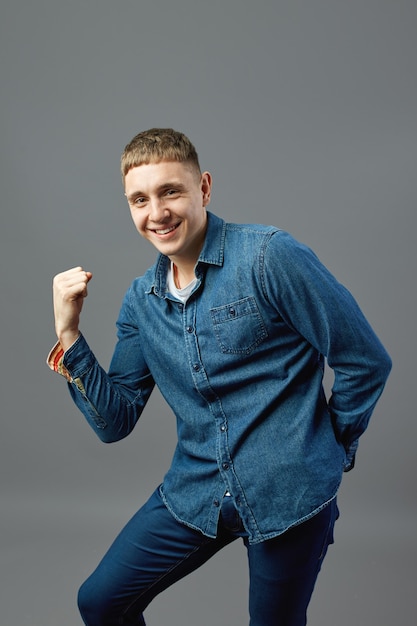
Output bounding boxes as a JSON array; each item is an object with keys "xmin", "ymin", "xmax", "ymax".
[
  {"xmin": 78, "ymin": 487, "xmax": 234, "ymax": 625},
  {"xmin": 246, "ymin": 499, "xmax": 338, "ymax": 626}
]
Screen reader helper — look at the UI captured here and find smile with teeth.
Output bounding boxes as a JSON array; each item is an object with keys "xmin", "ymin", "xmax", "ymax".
[{"xmin": 153, "ymin": 223, "xmax": 180, "ymax": 235}]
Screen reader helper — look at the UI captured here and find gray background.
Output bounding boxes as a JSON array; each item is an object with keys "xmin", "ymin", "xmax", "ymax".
[{"xmin": 1, "ymin": 1, "xmax": 415, "ymax": 624}]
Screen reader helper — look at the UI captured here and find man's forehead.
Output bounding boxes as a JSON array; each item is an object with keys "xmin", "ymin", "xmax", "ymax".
[{"xmin": 124, "ymin": 160, "xmax": 199, "ymax": 190}]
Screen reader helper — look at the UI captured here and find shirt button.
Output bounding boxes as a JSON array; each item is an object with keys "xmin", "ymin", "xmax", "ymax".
[
  {"xmin": 222, "ymin": 462, "xmax": 230, "ymax": 470},
  {"xmin": 229, "ymin": 308, "xmax": 236, "ymax": 316},
  {"xmin": 193, "ymin": 364, "xmax": 200, "ymax": 372},
  {"xmin": 220, "ymin": 425, "xmax": 226, "ymax": 432},
  {"xmin": 186, "ymin": 326, "xmax": 193, "ymax": 333},
  {"xmin": 213, "ymin": 499, "xmax": 220, "ymax": 507}
]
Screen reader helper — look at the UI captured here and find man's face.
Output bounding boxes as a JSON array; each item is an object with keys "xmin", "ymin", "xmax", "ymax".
[{"xmin": 124, "ymin": 161, "xmax": 212, "ymax": 265}]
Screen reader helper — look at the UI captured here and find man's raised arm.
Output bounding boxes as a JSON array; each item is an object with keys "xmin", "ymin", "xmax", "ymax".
[{"xmin": 52, "ymin": 266, "xmax": 93, "ymax": 351}]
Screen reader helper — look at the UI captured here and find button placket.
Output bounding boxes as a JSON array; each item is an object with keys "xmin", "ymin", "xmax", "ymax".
[
  {"xmin": 182, "ymin": 299, "xmax": 239, "ymax": 521},
  {"xmin": 183, "ymin": 302, "xmax": 202, "ymax": 381}
]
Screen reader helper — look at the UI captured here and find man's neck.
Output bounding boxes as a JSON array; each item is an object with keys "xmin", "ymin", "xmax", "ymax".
[{"xmin": 172, "ymin": 261, "xmax": 196, "ymax": 290}]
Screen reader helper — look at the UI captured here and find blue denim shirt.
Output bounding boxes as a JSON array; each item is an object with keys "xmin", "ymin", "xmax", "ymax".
[{"xmin": 57, "ymin": 212, "xmax": 391, "ymax": 544}]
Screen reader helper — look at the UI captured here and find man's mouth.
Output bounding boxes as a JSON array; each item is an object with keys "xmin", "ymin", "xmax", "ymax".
[{"xmin": 152, "ymin": 223, "xmax": 180, "ymax": 236}]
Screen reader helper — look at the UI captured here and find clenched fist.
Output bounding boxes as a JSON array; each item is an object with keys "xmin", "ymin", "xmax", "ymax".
[{"xmin": 53, "ymin": 266, "xmax": 93, "ymax": 350}]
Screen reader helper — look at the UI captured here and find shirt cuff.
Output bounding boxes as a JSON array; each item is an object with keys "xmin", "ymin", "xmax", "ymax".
[
  {"xmin": 47, "ymin": 342, "xmax": 73, "ymax": 382},
  {"xmin": 343, "ymin": 439, "xmax": 359, "ymax": 472}
]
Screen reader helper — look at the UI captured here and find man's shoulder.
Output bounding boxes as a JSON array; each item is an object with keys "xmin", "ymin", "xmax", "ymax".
[
  {"xmin": 222, "ymin": 221, "xmax": 317, "ymax": 271},
  {"xmin": 222, "ymin": 221, "xmax": 280, "ymax": 251},
  {"xmin": 223, "ymin": 220, "xmax": 300, "ymax": 251},
  {"xmin": 225, "ymin": 220, "xmax": 279, "ymax": 236}
]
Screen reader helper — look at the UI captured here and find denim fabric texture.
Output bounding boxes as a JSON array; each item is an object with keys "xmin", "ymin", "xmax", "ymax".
[
  {"xmin": 62, "ymin": 211, "xmax": 391, "ymax": 544},
  {"xmin": 77, "ymin": 488, "xmax": 338, "ymax": 626}
]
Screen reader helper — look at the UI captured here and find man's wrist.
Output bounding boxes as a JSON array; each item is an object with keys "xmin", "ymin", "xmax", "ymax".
[{"xmin": 56, "ymin": 329, "xmax": 81, "ymax": 352}]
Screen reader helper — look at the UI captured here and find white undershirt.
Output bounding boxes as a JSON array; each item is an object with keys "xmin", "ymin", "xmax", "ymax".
[{"xmin": 167, "ymin": 261, "xmax": 198, "ymax": 303}]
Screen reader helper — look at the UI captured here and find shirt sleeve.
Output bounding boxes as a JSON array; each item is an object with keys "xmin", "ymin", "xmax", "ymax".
[
  {"xmin": 47, "ymin": 341, "xmax": 75, "ymax": 382},
  {"xmin": 262, "ymin": 230, "xmax": 392, "ymax": 469},
  {"xmin": 45, "ymin": 289, "xmax": 155, "ymax": 442}
]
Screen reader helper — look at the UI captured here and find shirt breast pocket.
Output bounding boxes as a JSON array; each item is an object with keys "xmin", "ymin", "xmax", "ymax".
[{"xmin": 210, "ymin": 296, "xmax": 268, "ymax": 355}]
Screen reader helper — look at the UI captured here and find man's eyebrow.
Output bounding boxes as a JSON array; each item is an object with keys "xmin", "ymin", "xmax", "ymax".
[
  {"xmin": 126, "ymin": 181, "xmax": 186, "ymax": 202},
  {"xmin": 157, "ymin": 181, "xmax": 186, "ymax": 192},
  {"xmin": 126, "ymin": 189, "xmax": 143, "ymax": 202}
]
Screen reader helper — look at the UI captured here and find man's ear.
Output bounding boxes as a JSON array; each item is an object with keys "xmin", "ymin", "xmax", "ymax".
[{"xmin": 201, "ymin": 171, "xmax": 212, "ymax": 207}]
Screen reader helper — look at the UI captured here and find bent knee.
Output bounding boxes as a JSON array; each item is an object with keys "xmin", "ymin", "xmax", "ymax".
[{"xmin": 78, "ymin": 575, "xmax": 110, "ymax": 625}]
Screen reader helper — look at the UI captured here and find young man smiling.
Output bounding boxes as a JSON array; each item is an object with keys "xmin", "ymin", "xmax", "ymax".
[
  {"xmin": 49, "ymin": 128, "xmax": 391, "ymax": 625},
  {"xmin": 124, "ymin": 160, "xmax": 212, "ymax": 289}
]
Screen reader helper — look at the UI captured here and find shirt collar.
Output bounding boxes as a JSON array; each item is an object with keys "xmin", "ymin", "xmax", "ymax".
[{"xmin": 150, "ymin": 211, "xmax": 226, "ymax": 298}]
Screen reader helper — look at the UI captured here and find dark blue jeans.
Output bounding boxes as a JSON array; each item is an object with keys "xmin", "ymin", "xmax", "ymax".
[{"xmin": 78, "ymin": 488, "xmax": 338, "ymax": 625}]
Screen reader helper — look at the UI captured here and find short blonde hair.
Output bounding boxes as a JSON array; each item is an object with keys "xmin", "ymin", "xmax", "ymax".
[{"xmin": 121, "ymin": 128, "xmax": 201, "ymax": 181}]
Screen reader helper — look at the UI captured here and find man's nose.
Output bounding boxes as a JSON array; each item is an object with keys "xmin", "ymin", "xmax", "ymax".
[{"xmin": 149, "ymin": 198, "xmax": 169, "ymax": 221}]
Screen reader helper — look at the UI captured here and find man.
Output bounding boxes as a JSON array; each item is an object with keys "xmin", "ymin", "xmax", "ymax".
[{"xmin": 48, "ymin": 128, "xmax": 391, "ymax": 625}]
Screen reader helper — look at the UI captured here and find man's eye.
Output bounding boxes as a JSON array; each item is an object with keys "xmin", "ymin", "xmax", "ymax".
[
  {"xmin": 166, "ymin": 189, "xmax": 178, "ymax": 196},
  {"xmin": 134, "ymin": 197, "xmax": 146, "ymax": 204}
]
